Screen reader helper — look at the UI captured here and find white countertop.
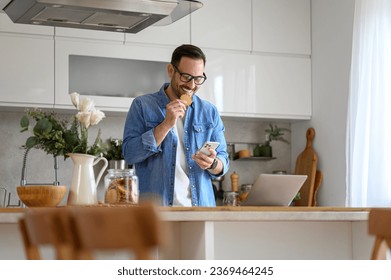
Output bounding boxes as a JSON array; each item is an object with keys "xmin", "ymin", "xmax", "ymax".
[{"xmin": 0, "ymin": 206, "xmax": 370, "ymax": 224}]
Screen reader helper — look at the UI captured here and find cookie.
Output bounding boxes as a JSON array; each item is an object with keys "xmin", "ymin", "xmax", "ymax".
[{"xmin": 180, "ymin": 94, "xmax": 193, "ymax": 106}]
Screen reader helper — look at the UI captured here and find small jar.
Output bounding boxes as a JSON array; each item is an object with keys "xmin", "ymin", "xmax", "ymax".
[
  {"xmin": 104, "ymin": 169, "xmax": 139, "ymax": 205},
  {"xmin": 223, "ymin": 191, "xmax": 239, "ymax": 206},
  {"xmin": 238, "ymin": 184, "xmax": 252, "ymax": 204}
]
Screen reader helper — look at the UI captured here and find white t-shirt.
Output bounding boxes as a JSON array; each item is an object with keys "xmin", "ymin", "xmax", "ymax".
[{"xmin": 173, "ymin": 117, "xmax": 192, "ymax": 206}]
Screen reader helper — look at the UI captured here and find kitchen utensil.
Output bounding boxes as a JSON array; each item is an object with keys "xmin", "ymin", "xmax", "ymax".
[
  {"xmin": 17, "ymin": 148, "xmax": 62, "ymax": 207},
  {"xmin": 17, "ymin": 185, "xmax": 67, "ymax": 207},
  {"xmin": 230, "ymin": 171, "xmax": 239, "ymax": 192},
  {"xmin": 294, "ymin": 128, "xmax": 318, "ymax": 206},
  {"xmin": 312, "ymin": 170, "xmax": 323, "ymax": 206}
]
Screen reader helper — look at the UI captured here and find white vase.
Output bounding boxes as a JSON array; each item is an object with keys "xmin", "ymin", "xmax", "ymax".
[{"xmin": 67, "ymin": 153, "xmax": 108, "ymax": 205}]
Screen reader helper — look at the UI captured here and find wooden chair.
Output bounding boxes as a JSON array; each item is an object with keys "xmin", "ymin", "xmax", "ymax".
[
  {"xmin": 368, "ymin": 208, "xmax": 391, "ymax": 260},
  {"xmin": 19, "ymin": 208, "xmax": 75, "ymax": 260},
  {"xmin": 70, "ymin": 204, "xmax": 162, "ymax": 260}
]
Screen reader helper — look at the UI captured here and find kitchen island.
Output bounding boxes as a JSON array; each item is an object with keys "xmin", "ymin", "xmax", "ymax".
[{"xmin": 0, "ymin": 207, "xmax": 373, "ymax": 260}]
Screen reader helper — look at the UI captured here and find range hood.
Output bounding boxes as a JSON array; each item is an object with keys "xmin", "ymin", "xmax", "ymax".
[{"xmin": 2, "ymin": 0, "xmax": 202, "ymax": 33}]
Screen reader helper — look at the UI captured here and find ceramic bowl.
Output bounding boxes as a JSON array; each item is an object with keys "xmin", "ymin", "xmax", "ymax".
[{"xmin": 17, "ymin": 185, "xmax": 67, "ymax": 207}]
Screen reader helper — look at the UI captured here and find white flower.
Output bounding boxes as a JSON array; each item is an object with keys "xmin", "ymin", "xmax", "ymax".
[
  {"xmin": 89, "ymin": 109, "xmax": 105, "ymax": 126},
  {"xmin": 78, "ymin": 97, "xmax": 95, "ymax": 113},
  {"xmin": 76, "ymin": 111, "xmax": 91, "ymax": 128},
  {"xmin": 70, "ymin": 92, "xmax": 80, "ymax": 109}
]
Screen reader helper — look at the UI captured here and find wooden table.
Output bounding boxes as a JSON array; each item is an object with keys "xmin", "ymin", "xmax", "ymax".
[{"xmin": 0, "ymin": 207, "xmax": 373, "ymax": 260}]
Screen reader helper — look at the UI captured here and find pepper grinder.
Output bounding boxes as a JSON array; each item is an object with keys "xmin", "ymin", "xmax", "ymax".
[
  {"xmin": 223, "ymin": 172, "xmax": 239, "ymax": 206},
  {"xmin": 230, "ymin": 171, "xmax": 239, "ymax": 192}
]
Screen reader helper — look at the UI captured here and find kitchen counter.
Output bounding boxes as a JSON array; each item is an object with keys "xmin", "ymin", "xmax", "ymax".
[
  {"xmin": 0, "ymin": 206, "xmax": 369, "ymax": 223},
  {"xmin": 0, "ymin": 206, "xmax": 373, "ymax": 260}
]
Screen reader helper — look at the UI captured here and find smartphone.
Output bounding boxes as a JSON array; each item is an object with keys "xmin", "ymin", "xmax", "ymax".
[{"xmin": 198, "ymin": 141, "xmax": 220, "ymax": 156}]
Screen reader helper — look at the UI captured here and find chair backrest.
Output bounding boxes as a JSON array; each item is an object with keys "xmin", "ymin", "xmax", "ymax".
[
  {"xmin": 70, "ymin": 204, "xmax": 162, "ymax": 260},
  {"xmin": 19, "ymin": 208, "xmax": 75, "ymax": 260},
  {"xmin": 368, "ymin": 208, "xmax": 391, "ymax": 260}
]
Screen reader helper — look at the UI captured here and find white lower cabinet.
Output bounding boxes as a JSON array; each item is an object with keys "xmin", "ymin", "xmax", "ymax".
[
  {"xmin": 0, "ymin": 33, "xmax": 54, "ymax": 107},
  {"xmin": 199, "ymin": 50, "xmax": 311, "ymax": 119}
]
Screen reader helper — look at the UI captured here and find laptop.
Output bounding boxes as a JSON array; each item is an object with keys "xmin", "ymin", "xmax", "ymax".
[{"xmin": 242, "ymin": 174, "xmax": 308, "ymax": 206}]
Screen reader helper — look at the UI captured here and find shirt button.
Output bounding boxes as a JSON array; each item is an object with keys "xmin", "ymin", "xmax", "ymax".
[
  {"xmin": 186, "ymin": 147, "xmax": 189, "ymax": 151},
  {"xmin": 198, "ymin": 128, "xmax": 201, "ymax": 132},
  {"xmin": 189, "ymin": 166, "xmax": 192, "ymax": 169},
  {"xmin": 191, "ymin": 185, "xmax": 195, "ymax": 188}
]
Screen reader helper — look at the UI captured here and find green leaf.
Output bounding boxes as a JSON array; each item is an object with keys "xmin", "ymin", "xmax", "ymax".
[
  {"xmin": 20, "ymin": 115, "xmax": 29, "ymax": 128},
  {"xmin": 34, "ymin": 118, "xmax": 52, "ymax": 135},
  {"xmin": 25, "ymin": 136, "xmax": 39, "ymax": 148}
]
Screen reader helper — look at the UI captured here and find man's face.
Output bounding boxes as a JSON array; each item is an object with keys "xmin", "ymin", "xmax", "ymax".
[{"xmin": 169, "ymin": 57, "xmax": 205, "ymax": 99}]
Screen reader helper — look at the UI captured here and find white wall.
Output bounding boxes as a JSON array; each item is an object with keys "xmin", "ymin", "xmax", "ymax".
[{"xmin": 291, "ymin": 0, "xmax": 355, "ymax": 206}]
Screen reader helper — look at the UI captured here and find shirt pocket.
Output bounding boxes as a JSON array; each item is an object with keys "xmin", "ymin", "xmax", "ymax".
[{"xmin": 192, "ymin": 123, "xmax": 214, "ymax": 149}]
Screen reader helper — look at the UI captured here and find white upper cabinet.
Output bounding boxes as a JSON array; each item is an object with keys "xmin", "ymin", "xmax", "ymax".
[
  {"xmin": 0, "ymin": 14, "xmax": 54, "ymax": 107},
  {"xmin": 191, "ymin": 0, "xmax": 252, "ymax": 52},
  {"xmin": 252, "ymin": 0, "xmax": 311, "ymax": 55},
  {"xmin": 55, "ymin": 39, "xmax": 172, "ymax": 112},
  {"xmin": 199, "ymin": 50, "xmax": 311, "ymax": 119},
  {"xmin": 0, "ymin": 1, "xmax": 312, "ymax": 119}
]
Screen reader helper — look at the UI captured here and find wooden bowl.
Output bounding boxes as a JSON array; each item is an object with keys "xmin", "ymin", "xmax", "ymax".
[{"xmin": 17, "ymin": 185, "xmax": 67, "ymax": 207}]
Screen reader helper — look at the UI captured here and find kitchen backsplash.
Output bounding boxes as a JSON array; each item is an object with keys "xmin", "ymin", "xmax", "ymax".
[{"xmin": 0, "ymin": 111, "xmax": 290, "ymax": 206}]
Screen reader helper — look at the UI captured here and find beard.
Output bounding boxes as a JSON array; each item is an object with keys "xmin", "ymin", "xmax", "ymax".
[{"xmin": 171, "ymin": 79, "xmax": 198, "ymax": 99}]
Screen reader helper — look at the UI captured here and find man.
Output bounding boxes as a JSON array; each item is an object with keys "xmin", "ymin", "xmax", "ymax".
[{"xmin": 123, "ymin": 44, "xmax": 229, "ymax": 207}]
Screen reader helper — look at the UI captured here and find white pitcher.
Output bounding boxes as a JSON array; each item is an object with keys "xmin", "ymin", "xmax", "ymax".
[{"xmin": 67, "ymin": 153, "xmax": 108, "ymax": 205}]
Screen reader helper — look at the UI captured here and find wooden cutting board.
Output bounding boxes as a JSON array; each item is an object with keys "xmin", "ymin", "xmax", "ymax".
[
  {"xmin": 312, "ymin": 170, "xmax": 323, "ymax": 206},
  {"xmin": 294, "ymin": 128, "xmax": 318, "ymax": 206}
]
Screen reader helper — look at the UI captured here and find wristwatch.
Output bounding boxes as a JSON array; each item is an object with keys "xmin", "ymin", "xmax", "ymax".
[{"xmin": 207, "ymin": 158, "xmax": 218, "ymax": 170}]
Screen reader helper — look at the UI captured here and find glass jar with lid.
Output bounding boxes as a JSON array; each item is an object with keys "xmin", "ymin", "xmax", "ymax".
[{"xmin": 104, "ymin": 169, "xmax": 139, "ymax": 205}]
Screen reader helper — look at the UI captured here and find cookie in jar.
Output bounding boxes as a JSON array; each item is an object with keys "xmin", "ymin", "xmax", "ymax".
[{"xmin": 104, "ymin": 169, "xmax": 139, "ymax": 204}]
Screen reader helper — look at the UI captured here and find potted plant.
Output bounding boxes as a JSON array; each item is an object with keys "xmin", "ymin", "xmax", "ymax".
[
  {"xmin": 20, "ymin": 93, "xmax": 105, "ymax": 158},
  {"xmin": 20, "ymin": 93, "xmax": 107, "ymax": 206},
  {"xmin": 103, "ymin": 138, "xmax": 126, "ymax": 169},
  {"xmin": 253, "ymin": 124, "xmax": 291, "ymax": 157}
]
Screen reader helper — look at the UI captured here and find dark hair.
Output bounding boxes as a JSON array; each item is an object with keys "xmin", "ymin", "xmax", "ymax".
[{"xmin": 171, "ymin": 44, "xmax": 206, "ymax": 67}]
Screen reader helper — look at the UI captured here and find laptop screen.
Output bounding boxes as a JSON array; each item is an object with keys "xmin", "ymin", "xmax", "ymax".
[{"xmin": 242, "ymin": 174, "xmax": 307, "ymax": 206}]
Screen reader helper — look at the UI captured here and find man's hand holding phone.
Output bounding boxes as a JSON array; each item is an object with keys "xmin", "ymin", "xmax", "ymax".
[
  {"xmin": 192, "ymin": 141, "xmax": 220, "ymax": 171},
  {"xmin": 198, "ymin": 141, "xmax": 220, "ymax": 156}
]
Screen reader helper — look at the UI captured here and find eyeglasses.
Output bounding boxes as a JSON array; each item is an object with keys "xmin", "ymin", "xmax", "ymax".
[{"xmin": 172, "ymin": 65, "xmax": 207, "ymax": 85}]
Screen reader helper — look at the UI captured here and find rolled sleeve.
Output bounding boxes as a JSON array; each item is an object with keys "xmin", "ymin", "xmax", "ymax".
[{"xmin": 141, "ymin": 128, "xmax": 161, "ymax": 153}]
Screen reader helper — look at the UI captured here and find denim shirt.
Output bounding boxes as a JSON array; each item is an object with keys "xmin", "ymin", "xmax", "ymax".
[{"xmin": 123, "ymin": 83, "xmax": 229, "ymax": 207}]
